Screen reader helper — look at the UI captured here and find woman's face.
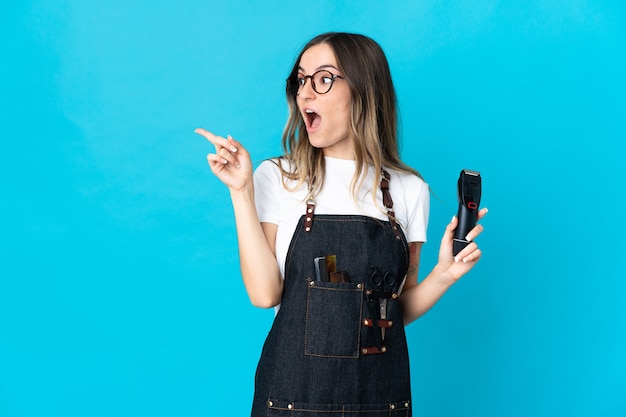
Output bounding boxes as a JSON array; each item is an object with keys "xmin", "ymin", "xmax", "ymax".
[{"xmin": 296, "ymin": 43, "xmax": 354, "ymax": 159}]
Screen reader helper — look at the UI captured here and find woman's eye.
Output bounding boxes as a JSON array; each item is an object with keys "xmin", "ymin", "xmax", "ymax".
[
  {"xmin": 297, "ymin": 77, "xmax": 306, "ymax": 86},
  {"xmin": 321, "ymin": 76, "xmax": 332, "ymax": 84}
]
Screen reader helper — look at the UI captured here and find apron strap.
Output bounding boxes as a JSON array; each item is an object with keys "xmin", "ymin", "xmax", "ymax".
[
  {"xmin": 304, "ymin": 199, "xmax": 315, "ymax": 232},
  {"xmin": 304, "ymin": 169, "xmax": 401, "ymax": 240},
  {"xmin": 381, "ymin": 170, "xmax": 402, "ymax": 241}
]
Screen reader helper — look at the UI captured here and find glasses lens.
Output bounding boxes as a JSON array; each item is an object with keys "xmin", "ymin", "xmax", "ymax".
[{"xmin": 313, "ymin": 71, "xmax": 334, "ymax": 94}]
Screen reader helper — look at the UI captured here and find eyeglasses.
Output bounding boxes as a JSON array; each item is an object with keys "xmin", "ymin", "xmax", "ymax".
[{"xmin": 287, "ymin": 70, "xmax": 345, "ymax": 95}]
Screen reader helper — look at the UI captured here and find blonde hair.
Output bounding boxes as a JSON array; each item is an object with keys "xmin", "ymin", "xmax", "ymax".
[{"xmin": 279, "ymin": 32, "xmax": 422, "ymax": 204}]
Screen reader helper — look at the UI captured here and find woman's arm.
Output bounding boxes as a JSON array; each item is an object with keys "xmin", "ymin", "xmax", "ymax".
[
  {"xmin": 400, "ymin": 209, "xmax": 487, "ymax": 324},
  {"xmin": 196, "ymin": 128, "xmax": 283, "ymax": 308}
]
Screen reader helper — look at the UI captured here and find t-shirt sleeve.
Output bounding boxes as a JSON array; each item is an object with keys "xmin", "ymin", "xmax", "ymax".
[
  {"xmin": 253, "ymin": 159, "xmax": 281, "ymax": 225},
  {"xmin": 403, "ymin": 175, "xmax": 430, "ymax": 243}
]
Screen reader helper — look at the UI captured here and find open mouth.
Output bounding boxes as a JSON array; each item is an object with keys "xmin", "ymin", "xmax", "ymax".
[{"xmin": 304, "ymin": 109, "xmax": 321, "ymax": 131}]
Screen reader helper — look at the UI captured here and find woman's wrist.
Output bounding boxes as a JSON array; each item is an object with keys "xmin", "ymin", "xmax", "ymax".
[
  {"xmin": 229, "ymin": 183, "xmax": 255, "ymax": 203},
  {"xmin": 431, "ymin": 263, "xmax": 457, "ymax": 287}
]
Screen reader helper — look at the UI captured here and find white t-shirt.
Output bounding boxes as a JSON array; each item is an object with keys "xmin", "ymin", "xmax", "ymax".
[{"xmin": 253, "ymin": 156, "xmax": 430, "ymax": 279}]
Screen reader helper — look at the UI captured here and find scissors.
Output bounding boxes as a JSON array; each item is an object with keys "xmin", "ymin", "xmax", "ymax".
[{"xmin": 369, "ymin": 267, "xmax": 396, "ymax": 340}]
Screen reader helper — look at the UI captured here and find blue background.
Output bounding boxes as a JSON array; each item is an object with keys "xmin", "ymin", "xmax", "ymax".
[{"xmin": 1, "ymin": 1, "xmax": 624, "ymax": 416}]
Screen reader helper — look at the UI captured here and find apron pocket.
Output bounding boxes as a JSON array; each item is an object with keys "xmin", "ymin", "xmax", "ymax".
[
  {"xmin": 267, "ymin": 399, "xmax": 411, "ymax": 416},
  {"xmin": 304, "ymin": 279, "xmax": 364, "ymax": 358}
]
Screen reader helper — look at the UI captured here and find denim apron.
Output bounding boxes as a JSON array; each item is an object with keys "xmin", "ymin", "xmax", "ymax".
[{"xmin": 252, "ymin": 172, "xmax": 412, "ymax": 416}]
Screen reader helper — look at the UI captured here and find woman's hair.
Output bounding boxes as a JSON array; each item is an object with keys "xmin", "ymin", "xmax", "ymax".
[{"xmin": 279, "ymin": 32, "xmax": 421, "ymax": 204}]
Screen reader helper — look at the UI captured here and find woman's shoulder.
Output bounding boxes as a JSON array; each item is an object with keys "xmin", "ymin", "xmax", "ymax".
[
  {"xmin": 254, "ymin": 157, "xmax": 301, "ymax": 191},
  {"xmin": 386, "ymin": 166, "xmax": 428, "ymax": 190},
  {"xmin": 256, "ymin": 157, "xmax": 295, "ymax": 174},
  {"xmin": 254, "ymin": 158, "xmax": 282, "ymax": 189}
]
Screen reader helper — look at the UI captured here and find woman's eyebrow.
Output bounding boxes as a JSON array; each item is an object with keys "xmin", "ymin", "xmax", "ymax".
[{"xmin": 298, "ymin": 64, "xmax": 340, "ymax": 73}]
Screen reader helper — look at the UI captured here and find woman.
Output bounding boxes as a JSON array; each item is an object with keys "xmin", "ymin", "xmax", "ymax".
[{"xmin": 196, "ymin": 32, "xmax": 486, "ymax": 417}]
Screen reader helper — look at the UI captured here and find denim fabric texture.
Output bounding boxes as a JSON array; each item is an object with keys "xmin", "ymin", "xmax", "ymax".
[
  {"xmin": 265, "ymin": 398, "xmax": 411, "ymax": 416},
  {"xmin": 252, "ymin": 213, "xmax": 412, "ymax": 417}
]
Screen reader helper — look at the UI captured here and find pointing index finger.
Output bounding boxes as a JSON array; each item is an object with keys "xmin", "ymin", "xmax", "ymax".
[
  {"xmin": 194, "ymin": 128, "xmax": 219, "ymax": 145},
  {"xmin": 195, "ymin": 128, "xmax": 238, "ymax": 153}
]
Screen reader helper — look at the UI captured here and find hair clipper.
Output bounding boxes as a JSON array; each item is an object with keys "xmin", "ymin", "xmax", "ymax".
[{"xmin": 453, "ymin": 169, "xmax": 482, "ymax": 256}]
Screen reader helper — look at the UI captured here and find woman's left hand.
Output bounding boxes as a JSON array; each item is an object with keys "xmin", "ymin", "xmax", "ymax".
[
  {"xmin": 195, "ymin": 128, "xmax": 253, "ymax": 192},
  {"xmin": 436, "ymin": 208, "xmax": 488, "ymax": 281}
]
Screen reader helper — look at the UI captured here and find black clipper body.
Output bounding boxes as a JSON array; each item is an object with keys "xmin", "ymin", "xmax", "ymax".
[{"xmin": 453, "ymin": 169, "xmax": 482, "ymax": 256}]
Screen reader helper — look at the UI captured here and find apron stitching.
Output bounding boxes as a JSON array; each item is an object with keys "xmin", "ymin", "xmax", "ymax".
[
  {"xmin": 304, "ymin": 281, "xmax": 364, "ymax": 359},
  {"xmin": 357, "ymin": 283, "xmax": 363, "ymax": 354},
  {"xmin": 266, "ymin": 398, "xmax": 411, "ymax": 413},
  {"xmin": 304, "ymin": 279, "xmax": 311, "ymax": 357}
]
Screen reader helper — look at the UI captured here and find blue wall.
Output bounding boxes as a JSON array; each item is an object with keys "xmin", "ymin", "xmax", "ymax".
[{"xmin": 1, "ymin": 1, "xmax": 624, "ymax": 416}]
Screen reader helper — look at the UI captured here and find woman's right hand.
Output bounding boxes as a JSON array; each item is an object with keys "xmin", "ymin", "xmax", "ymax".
[{"xmin": 195, "ymin": 128, "xmax": 253, "ymax": 192}]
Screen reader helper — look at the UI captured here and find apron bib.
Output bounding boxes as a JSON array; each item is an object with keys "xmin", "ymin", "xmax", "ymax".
[{"xmin": 252, "ymin": 174, "xmax": 412, "ymax": 417}]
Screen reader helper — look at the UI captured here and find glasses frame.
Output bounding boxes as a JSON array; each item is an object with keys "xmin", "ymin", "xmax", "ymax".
[{"xmin": 288, "ymin": 70, "xmax": 345, "ymax": 96}]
